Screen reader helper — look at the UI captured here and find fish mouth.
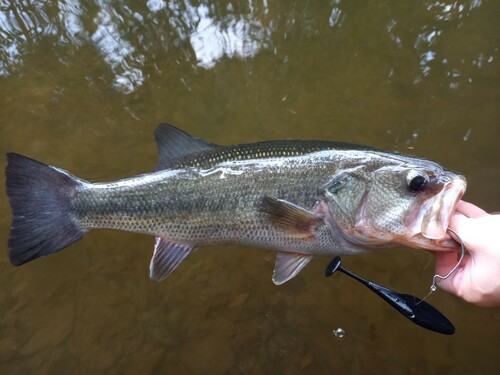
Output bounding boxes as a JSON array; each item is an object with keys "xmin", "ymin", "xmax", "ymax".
[
  {"xmin": 420, "ymin": 175, "xmax": 467, "ymax": 240},
  {"xmin": 402, "ymin": 173, "xmax": 467, "ymax": 250}
]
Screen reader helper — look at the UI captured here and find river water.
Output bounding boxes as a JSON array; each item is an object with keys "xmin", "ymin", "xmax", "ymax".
[{"xmin": 1, "ymin": 1, "xmax": 499, "ymax": 374}]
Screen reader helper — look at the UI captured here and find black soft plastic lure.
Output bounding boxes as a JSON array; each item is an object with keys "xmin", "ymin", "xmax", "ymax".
[{"xmin": 325, "ymin": 256, "xmax": 455, "ymax": 335}]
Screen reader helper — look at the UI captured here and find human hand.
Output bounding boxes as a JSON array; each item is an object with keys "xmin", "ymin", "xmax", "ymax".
[{"xmin": 434, "ymin": 200, "xmax": 500, "ymax": 307}]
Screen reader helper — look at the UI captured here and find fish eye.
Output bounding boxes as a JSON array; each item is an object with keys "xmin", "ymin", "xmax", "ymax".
[{"xmin": 407, "ymin": 172, "xmax": 428, "ymax": 191}]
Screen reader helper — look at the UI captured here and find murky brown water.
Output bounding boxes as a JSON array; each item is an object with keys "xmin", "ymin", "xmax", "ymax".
[{"xmin": 1, "ymin": 1, "xmax": 499, "ymax": 374}]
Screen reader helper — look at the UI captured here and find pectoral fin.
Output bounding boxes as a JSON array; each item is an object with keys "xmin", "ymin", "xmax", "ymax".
[
  {"xmin": 149, "ymin": 237, "xmax": 197, "ymax": 282},
  {"xmin": 260, "ymin": 196, "xmax": 323, "ymax": 238},
  {"xmin": 273, "ymin": 252, "xmax": 313, "ymax": 285}
]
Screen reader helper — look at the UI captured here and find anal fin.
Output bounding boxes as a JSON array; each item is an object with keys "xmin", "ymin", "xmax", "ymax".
[
  {"xmin": 273, "ymin": 252, "xmax": 313, "ymax": 285},
  {"xmin": 149, "ymin": 237, "xmax": 196, "ymax": 282}
]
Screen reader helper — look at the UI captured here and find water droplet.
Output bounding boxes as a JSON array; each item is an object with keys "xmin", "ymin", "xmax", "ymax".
[
  {"xmin": 333, "ymin": 327, "xmax": 345, "ymax": 338},
  {"xmin": 463, "ymin": 128, "xmax": 471, "ymax": 141}
]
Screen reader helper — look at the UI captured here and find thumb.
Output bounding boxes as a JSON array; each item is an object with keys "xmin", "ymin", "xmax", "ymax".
[
  {"xmin": 434, "ymin": 251, "xmax": 467, "ymax": 296},
  {"xmin": 448, "ymin": 214, "xmax": 476, "ymax": 254}
]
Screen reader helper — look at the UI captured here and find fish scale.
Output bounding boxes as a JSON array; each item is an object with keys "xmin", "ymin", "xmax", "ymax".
[
  {"xmin": 74, "ymin": 151, "xmax": 339, "ymax": 247},
  {"xmin": 5, "ymin": 123, "xmax": 466, "ymax": 284}
]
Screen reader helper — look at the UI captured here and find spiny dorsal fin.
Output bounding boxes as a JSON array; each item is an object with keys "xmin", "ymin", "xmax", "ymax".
[
  {"xmin": 273, "ymin": 252, "xmax": 313, "ymax": 285},
  {"xmin": 259, "ymin": 196, "xmax": 323, "ymax": 238},
  {"xmin": 149, "ymin": 237, "xmax": 196, "ymax": 282},
  {"xmin": 154, "ymin": 123, "xmax": 217, "ymax": 170}
]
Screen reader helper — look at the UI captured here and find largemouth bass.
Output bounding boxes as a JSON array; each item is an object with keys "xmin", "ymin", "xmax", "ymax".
[{"xmin": 5, "ymin": 124, "xmax": 466, "ymax": 284}]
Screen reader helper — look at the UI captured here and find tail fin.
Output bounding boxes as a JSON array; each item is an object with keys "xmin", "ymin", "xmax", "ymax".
[{"xmin": 5, "ymin": 153, "xmax": 88, "ymax": 266}]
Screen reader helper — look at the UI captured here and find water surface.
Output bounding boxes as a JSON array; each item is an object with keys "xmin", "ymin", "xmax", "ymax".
[{"xmin": 1, "ymin": 1, "xmax": 499, "ymax": 374}]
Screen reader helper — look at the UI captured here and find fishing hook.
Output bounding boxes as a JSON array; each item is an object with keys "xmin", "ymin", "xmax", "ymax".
[{"xmin": 417, "ymin": 228, "xmax": 465, "ymax": 304}]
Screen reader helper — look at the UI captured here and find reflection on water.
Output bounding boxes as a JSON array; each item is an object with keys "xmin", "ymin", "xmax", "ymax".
[
  {"xmin": 1, "ymin": 0, "xmax": 495, "ymax": 93},
  {"xmin": 1, "ymin": 0, "xmax": 275, "ymax": 92},
  {"xmin": 1, "ymin": 0, "xmax": 499, "ymax": 374}
]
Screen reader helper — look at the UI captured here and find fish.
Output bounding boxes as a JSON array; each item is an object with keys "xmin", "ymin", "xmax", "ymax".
[{"xmin": 5, "ymin": 124, "xmax": 466, "ymax": 284}]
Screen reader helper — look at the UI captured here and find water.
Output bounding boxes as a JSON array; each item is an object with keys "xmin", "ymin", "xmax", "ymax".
[
  {"xmin": 1, "ymin": 0, "xmax": 499, "ymax": 373},
  {"xmin": 333, "ymin": 328, "xmax": 345, "ymax": 339}
]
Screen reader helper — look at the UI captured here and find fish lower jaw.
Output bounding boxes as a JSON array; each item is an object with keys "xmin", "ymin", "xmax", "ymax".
[
  {"xmin": 402, "ymin": 233, "xmax": 459, "ymax": 251},
  {"xmin": 339, "ymin": 224, "xmax": 458, "ymax": 252},
  {"xmin": 350, "ymin": 227, "xmax": 459, "ymax": 251}
]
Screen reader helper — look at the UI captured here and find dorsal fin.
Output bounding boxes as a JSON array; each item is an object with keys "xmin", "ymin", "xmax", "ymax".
[{"xmin": 154, "ymin": 123, "xmax": 217, "ymax": 170}]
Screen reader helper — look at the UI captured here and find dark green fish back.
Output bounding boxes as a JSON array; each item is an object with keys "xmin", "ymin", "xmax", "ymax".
[
  {"xmin": 154, "ymin": 123, "xmax": 387, "ymax": 170},
  {"xmin": 168, "ymin": 140, "xmax": 379, "ymax": 169}
]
